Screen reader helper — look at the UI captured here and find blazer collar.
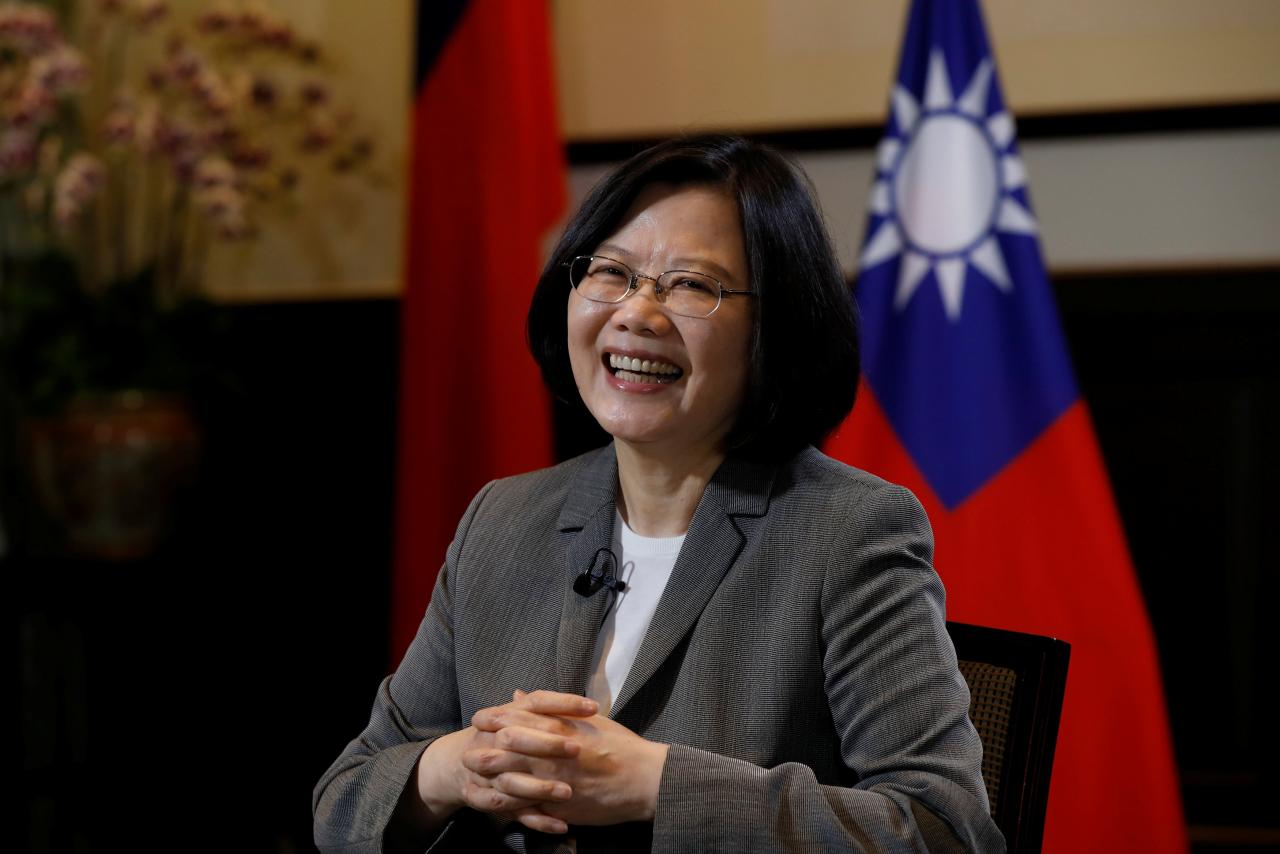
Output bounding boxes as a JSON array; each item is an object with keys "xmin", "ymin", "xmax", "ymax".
[
  {"xmin": 554, "ymin": 443, "xmax": 778, "ymax": 709},
  {"xmin": 556, "ymin": 445, "xmax": 620, "ymax": 532}
]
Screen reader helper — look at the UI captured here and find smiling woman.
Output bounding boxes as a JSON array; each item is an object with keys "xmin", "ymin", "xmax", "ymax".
[
  {"xmin": 566, "ymin": 184, "xmax": 755, "ymax": 477},
  {"xmin": 313, "ymin": 135, "xmax": 1005, "ymax": 853},
  {"xmin": 531, "ymin": 137, "xmax": 864, "ymax": 466}
]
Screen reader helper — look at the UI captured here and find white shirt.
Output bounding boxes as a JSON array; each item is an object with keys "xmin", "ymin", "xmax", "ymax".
[{"xmin": 585, "ymin": 511, "xmax": 684, "ymax": 716}]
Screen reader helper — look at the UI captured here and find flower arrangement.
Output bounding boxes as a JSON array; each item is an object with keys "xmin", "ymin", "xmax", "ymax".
[{"xmin": 0, "ymin": 0, "xmax": 374, "ymax": 411}]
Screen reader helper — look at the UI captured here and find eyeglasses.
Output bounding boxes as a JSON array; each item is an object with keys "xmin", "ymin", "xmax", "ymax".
[{"xmin": 565, "ymin": 255, "xmax": 754, "ymax": 319}]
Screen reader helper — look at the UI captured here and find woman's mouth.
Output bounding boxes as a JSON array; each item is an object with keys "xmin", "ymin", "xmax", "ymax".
[{"xmin": 605, "ymin": 352, "xmax": 683, "ymax": 385}]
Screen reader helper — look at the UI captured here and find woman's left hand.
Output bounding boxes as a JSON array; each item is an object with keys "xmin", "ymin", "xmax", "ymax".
[{"xmin": 467, "ymin": 689, "xmax": 670, "ymax": 827}]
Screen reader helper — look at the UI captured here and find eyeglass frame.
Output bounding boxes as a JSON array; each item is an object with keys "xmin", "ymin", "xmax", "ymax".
[{"xmin": 563, "ymin": 254, "xmax": 755, "ymax": 318}]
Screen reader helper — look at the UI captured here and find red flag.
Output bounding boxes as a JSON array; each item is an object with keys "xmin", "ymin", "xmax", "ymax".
[
  {"xmin": 393, "ymin": 0, "xmax": 565, "ymax": 659},
  {"xmin": 826, "ymin": 1, "xmax": 1186, "ymax": 849}
]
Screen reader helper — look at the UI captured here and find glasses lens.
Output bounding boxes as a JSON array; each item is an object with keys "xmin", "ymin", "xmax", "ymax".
[
  {"xmin": 571, "ymin": 256, "xmax": 631, "ymax": 303},
  {"xmin": 658, "ymin": 271, "xmax": 722, "ymax": 317}
]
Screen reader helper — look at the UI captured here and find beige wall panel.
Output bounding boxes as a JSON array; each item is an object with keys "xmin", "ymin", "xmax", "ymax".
[
  {"xmin": 567, "ymin": 129, "xmax": 1280, "ymax": 273},
  {"xmin": 554, "ymin": 0, "xmax": 1280, "ymax": 140},
  {"xmin": 203, "ymin": 0, "xmax": 412, "ymax": 302}
]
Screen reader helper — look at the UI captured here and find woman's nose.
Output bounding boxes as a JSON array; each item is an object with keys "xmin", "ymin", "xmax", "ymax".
[{"xmin": 612, "ymin": 278, "xmax": 672, "ymax": 335}]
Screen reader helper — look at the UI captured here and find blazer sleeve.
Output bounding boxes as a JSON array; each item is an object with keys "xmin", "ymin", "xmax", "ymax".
[
  {"xmin": 651, "ymin": 483, "xmax": 1005, "ymax": 853},
  {"xmin": 312, "ymin": 481, "xmax": 497, "ymax": 854}
]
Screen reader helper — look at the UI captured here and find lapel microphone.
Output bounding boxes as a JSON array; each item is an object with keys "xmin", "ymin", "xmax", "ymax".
[{"xmin": 573, "ymin": 547, "xmax": 628, "ymax": 597}]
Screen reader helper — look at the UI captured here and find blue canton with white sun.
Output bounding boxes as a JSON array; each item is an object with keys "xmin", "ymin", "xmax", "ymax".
[{"xmin": 855, "ymin": 0, "xmax": 1078, "ymax": 510}]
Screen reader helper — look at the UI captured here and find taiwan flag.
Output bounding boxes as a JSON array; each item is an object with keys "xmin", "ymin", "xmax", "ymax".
[
  {"xmin": 393, "ymin": 0, "xmax": 565, "ymax": 659},
  {"xmin": 825, "ymin": 1, "xmax": 1187, "ymax": 850}
]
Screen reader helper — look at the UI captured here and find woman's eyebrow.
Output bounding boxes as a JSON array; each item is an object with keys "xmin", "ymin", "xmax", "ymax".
[
  {"xmin": 595, "ymin": 242, "xmax": 635, "ymax": 260},
  {"xmin": 670, "ymin": 256, "xmax": 736, "ymax": 284},
  {"xmin": 596, "ymin": 243, "xmax": 738, "ymax": 283}
]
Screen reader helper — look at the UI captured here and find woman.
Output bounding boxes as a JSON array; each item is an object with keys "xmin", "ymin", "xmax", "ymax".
[{"xmin": 314, "ymin": 136, "xmax": 1003, "ymax": 853}]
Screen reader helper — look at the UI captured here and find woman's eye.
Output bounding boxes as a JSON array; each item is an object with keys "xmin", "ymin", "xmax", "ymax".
[{"xmin": 673, "ymin": 277, "xmax": 713, "ymax": 293}]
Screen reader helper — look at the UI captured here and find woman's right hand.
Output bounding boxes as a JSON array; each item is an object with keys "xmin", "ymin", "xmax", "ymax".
[{"xmin": 410, "ymin": 693, "xmax": 599, "ymax": 835}]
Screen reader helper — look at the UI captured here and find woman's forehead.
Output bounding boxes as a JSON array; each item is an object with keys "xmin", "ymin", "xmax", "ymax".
[{"xmin": 596, "ymin": 183, "xmax": 746, "ymax": 278}]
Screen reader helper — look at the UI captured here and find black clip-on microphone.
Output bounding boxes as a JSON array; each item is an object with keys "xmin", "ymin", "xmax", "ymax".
[{"xmin": 573, "ymin": 547, "xmax": 628, "ymax": 597}]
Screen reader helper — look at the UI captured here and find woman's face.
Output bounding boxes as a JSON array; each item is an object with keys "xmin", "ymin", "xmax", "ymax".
[{"xmin": 567, "ymin": 182, "xmax": 754, "ymax": 460}]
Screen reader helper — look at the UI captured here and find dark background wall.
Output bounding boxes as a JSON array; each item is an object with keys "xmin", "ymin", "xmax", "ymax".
[
  {"xmin": 13, "ymin": 300, "xmax": 402, "ymax": 852},
  {"xmin": 1055, "ymin": 270, "xmax": 1280, "ymax": 849}
]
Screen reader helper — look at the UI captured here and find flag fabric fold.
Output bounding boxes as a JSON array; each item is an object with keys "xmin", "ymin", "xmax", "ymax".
[
  {"xmin": 826, "ymin": 1, "xmax": 1186, "ymax": 849},
  {"xmin": 394, "ymin": 0, "xmax": 565, "ymax": 660}
]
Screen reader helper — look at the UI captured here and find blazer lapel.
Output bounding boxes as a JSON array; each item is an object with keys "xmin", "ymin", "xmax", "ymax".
[
  {"xmin": 555, "ymin": 447, "xmax": 619, "ymax": 695},
  {"xmin": 610, "ymin": 455, "xmax": 776, "ymax": 717}
]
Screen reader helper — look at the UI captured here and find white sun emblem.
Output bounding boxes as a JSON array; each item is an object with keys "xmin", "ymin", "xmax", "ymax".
[{"xmin": 859, "ymin": 50, "xmax": 1037, "ymax": 321}]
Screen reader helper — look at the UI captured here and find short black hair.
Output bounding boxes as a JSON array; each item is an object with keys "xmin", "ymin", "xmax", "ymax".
[{"xmin": 528, "ymin": 134, "xmax": 860, "ymax": 462}]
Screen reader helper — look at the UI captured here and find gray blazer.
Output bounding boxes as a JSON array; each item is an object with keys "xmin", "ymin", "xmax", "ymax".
[{"xmin": 313, "ymin": 446, "xmax": 1005, "ymax": 853}]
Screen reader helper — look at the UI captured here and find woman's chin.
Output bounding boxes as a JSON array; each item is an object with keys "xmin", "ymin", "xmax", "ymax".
[
  {"xmin": 590, "ymin": 413, "xmax": 685, "ymax": 451},
  {"xmin": 596, "ymin": 420, "xmax": 670, "ymax": 448},
  {"xmin": 597, "ymin": 420, "xmax": 732, "ymax": 464}
]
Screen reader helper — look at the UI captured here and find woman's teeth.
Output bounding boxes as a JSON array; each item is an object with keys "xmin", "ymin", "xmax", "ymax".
[{"xmin": 608, "ymin": 353, "xmax": 682, "ymax": 383}]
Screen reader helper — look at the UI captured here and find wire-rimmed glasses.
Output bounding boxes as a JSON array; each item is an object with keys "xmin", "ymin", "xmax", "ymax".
[{"xmin": 565, "ymin": 255, "xmax": 753, "ymax": 318}]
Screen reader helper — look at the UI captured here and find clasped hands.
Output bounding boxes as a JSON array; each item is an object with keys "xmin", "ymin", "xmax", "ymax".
[{"xmin": 415, "ymin": 689, "xmax": 669, "ymax": 836}]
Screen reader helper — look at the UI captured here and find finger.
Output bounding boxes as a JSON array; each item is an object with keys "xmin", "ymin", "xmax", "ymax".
[
  {"xmin": 462, "ymin": 745, "xmax": 519, "ymax": 776},
  {"xmin": 464, "ymin": 728, "xmax": 497, "ymax": 749},
  {"xmin": 495, "ymin": 724, "xmax": 582, "ymax": 758},
  {"xmin": 463, "ymin": 748, "xmax": 571, "ymax": 789},
  {"xmin": 491, "ymin": 771, "xmax": 572, "ymax": 803},
  {"xmin": 515, "ymin": 689, "xmax": 598, "ymax": 717},
  {"xmin": 464, "ymin": 743, "xmax": 555, "ymax": 776},
  {"xmin": 472, "ymin": 707, "xmax": 582, "ymax": 740},
  {"xmin": 513, "ymin": 806, "xmax": 569, "ymax": 836},
  {"xmin": 462, "ymin": 780, "xmax": 538, "ymax": 816}
]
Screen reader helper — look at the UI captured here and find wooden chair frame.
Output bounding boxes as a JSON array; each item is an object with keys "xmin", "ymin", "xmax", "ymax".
[{"xmin": 947, "ymin": 621, "xmax": 1071, "ymax": 853}]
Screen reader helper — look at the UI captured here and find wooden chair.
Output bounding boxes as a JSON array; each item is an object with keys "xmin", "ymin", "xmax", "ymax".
[{"xmin": 947, "ymin": 621, "xmax": 1071, "ymax": 853}]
